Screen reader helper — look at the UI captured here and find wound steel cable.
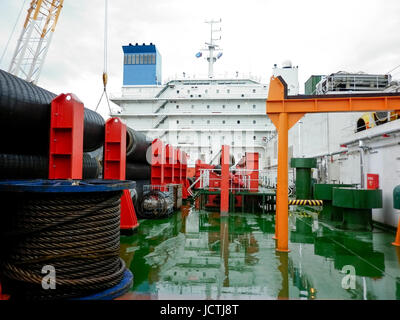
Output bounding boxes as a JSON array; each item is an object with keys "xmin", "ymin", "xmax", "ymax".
[{"xmin": 0, "ymin": 190, "xmax": 125, "ymax": 300}]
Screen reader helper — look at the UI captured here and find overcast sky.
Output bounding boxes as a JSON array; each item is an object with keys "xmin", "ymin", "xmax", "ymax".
[{"xmin": 1, "ymin": 0, "xmax": 400, "ymax": 119}]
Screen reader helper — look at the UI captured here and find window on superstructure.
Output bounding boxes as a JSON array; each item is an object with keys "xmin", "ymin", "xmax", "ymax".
[
  {"xmin": 253, "ymin": 136, "xmax": 256, "ymax": 140},
  {"xmin": 222, "ymin": 120, "xmax": 225, "ymax": 124},
  {"xmin": 222, "ymin": 105, "xmax": 225, "ymax": 109},
  {"xmin": 207, "ymin": 105, "xmax": 210, "ymax": 109},
  {"xmin": 191, "ymin": 105, "xmax": 194, "ymax": 109},
  {"xmin": 253, "ymin": 89, "xmax": 256, "ymax": 93},
  {"xmin": 216, "ymin": 89, "xmax": 219, "ymax": 93},
  {"xmin": 187, "ymin": 90, "xmax": 190, "ymax": 94},
  {"xmin": 177, "ymin": 90, "xmax": 180, "ymax": 94},
  {"xmin": 191, "ymin": 120, "xmax": 194, "ymax": 124},
  {"xmin": 176, "ymin": 120, "xmax": 179, "ymax": 124},
  {"xmin": 208, "ymin": 136, "xmax": 211, "ymax": 140},
  {"xmin": 124, "ymin": 55, "xmax": 128, "ymax": 64},
  {"xmin": 241, "ymin": 94, "xmax": 244, "ymax": 97},
  {"xmin": 176, "ymin": 105, "xmax": 179, "ymax": 109},
  {"xmin": 237, "ymin": 105, "xmax": 240, "ymax": 109},
  {"xmin": 253, "ymin": 104, "xmax": 256, "ymax": 109},
  {"xmin": 152, "ymin": 54, "xmax": 156, "ymax": 64},
  {"xmin": 227, "ymin": 89, "xmax": 230, "ymax": 93},
  {"xmin": 237, "ymin": 120, "xmax": 240, "ymax": 124},
  {"xmin": 207, "ymin": 120, "xmax": 210, "ymax": 124},
  {"xmin": 143, "ymin": 54, "xmax": 147, "ymax": 64},
  {"xmin": 205, "ymin": 89, "xmax": 208, "ymax": 94},
  {"xmin": 253, "ymin": 120, "xmax": 256, "ymax": 124},
  {"xmin": 139, "ymin": 54, "xmax": 143, "ymax": 64}
]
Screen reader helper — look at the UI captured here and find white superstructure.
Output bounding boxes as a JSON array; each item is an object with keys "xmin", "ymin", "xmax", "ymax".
[{"xmin": 111, "ymin": 23, "xmax": 299, "ymax": 168}]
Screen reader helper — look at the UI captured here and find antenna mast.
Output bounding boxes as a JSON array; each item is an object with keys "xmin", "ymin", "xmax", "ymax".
[{"xmin": 203, "ymin": 19, "xmax": 222, "ymax": 79}]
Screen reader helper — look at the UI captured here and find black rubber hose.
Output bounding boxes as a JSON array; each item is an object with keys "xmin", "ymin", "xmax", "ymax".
[
  {"xmin": 125, "ymin": 162, "xmax": 151, "ymax": 180},
  {"xmin": 0, "ymin": 191, "xmax": 125, "ymax": 300},
  {"xmin": 0, "ymin": 153, "xmax": 101, "ymax": 179},
  {"xmin": 0, "ymin": 69, "xmax": 105, "ymax": 154},
  {"xmin": 126, "ymin": 127, "xmax": 151, "ymax": 163}
]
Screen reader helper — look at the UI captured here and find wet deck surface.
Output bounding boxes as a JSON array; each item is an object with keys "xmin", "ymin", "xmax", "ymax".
[{"xmin": 118, "ymin": 204, "xmax": 400, "ymax": 300}]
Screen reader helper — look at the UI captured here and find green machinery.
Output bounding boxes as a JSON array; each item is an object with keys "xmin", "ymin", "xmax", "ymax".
[
  {"xmin": 394, "ymin": 185, "xmax": 400, "ymax": 210},
  {"xmin": 314, "ymin": 183, "xmax": 354, "ymax": 221},
  {"xmin": 291, "ymin": 158, "xmax": 317, "ymax": 200},
  {"xmin": 333, "ymin": 188, "xmax": 382, "ymax": 231}
]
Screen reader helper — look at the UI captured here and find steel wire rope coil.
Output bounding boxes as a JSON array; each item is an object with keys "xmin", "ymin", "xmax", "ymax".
[{"xmin": 0, "ymin": 190, "xmax": 126, "ymax": 300}]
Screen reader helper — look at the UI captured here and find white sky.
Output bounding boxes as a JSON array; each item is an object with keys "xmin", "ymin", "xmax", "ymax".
[{"xmin": 1, "ymin": 0, "xmax": 400, "ymax": 119}]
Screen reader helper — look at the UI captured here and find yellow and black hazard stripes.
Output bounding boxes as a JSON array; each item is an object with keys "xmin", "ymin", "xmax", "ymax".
[{"xmin": 288, "ymin": 199, "xmax": 323, "ymax": 206}]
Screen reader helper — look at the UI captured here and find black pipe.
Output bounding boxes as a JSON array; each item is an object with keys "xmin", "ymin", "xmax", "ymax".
[
  {"xmin": 0, "ymin": 153, "xmax": 101, "ymax": 179},
  {"xmin": 126, "ymin": 162, "xmax": 151, "ymax": 180},
  {"xmin": 0, "ymin": 69, "xmax": 105, "ymax": 154},
  {"xmin": 126, "ymin": 127, "xmax": 151, "ymax": 163}
]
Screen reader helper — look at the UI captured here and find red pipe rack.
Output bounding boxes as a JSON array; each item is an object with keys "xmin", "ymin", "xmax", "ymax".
[
  {"xmin": 103, "ymin": 118, "xmax": 139, "ymax": 232},
  {"xmin": 150, "ymin": 139, "xmax": 189, "ymax": 198},
  {"xmin": 49, "ymin": 94, "xmax": 84, "ymax": 179}
]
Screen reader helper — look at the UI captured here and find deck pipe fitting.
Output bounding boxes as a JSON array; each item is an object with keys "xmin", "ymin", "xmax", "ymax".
[
  {"xmin": 290, "ymin": 158, "xmax": 317, "ymax": 200},
  {"xmin": 332, "ymin": 187, "xmax": 382, "ymax": 231},
  {"xmin": 314, "ymin": 183, "xmax": 355, "ymax": 221}
]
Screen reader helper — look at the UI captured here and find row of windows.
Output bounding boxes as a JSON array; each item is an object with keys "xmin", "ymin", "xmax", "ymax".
[
  {"xmin": 124, "ymin": 53, "xmax": 156, "ymax": 65},
  {"xmin": 176, "ymin": 89, "xmax": 258, "ymax": 95},
  {"xmin": 178, "ymin": 135, "xmax": 260, "ymax": 142},
  {"xmin": 174, "ymin": 104, "xmax": 258, "ymax": 109},
  {"xmin": 175, "ymin": 119, "xmax": 258, "ymax": 124}
]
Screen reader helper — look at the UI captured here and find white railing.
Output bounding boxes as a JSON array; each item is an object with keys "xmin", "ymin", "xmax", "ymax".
[{"xmin": 198, "ymin": 168, "xmax": 260, "ymax": 192}]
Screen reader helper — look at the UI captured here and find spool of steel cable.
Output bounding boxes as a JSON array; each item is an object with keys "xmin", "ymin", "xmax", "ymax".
[{"xmin": 0, "ymin": 179, "xmax": 134, "ymax": 300}]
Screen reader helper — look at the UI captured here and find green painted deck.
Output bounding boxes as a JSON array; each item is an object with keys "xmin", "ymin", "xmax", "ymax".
[{"xmin": 118, "ymin": 204, "xmax": 400, "ymax": 300}]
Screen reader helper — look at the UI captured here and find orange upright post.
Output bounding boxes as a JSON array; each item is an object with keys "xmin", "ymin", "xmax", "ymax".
[
  {"xmin": 220, "ymin": 145, "xmax": 230, "ymax": 215},
  {"xmin": 266, "ymin": 75, "xmax": 400, "ymax": 251},
  {"xmin": 276, "ymin": 113, "xmax": 290, "ymax": 252},
  {"xmin": 393, "ymin": 217, "xmax": 400, "ymax": 247}
]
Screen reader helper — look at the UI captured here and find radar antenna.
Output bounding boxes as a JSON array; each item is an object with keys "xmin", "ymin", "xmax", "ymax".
[{"xmin": 199, "ymin": 19, "xmax": 222, "ymax": 79}]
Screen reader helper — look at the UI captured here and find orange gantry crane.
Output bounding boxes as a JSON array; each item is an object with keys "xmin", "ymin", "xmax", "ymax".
[
  {"xmin": 266, "ymin": 76, "xmax": 400, "ymax": 252},
  {"xmin": 8, "ymin": 0, "xmax": 64, "ymax": 84}
]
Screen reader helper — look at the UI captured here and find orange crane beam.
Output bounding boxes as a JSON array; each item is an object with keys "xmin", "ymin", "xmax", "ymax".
[{"xmin": 266, "ymin": 76, "xmax": 400, "ymax": 253}]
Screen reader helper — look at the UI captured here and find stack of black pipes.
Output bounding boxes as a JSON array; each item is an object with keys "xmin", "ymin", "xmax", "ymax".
[
  {"xmin": 0, "ymin": 70, "xmax": 104, "ymax": 179},
  {"xmin": 125, "ymin": 127, "xmax": 152, "ymax": 215}
]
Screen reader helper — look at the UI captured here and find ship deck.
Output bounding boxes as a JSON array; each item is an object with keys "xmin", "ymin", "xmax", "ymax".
[{"xmin": 117, "ymin": 204, "xmax": 400, "ymax": 300}]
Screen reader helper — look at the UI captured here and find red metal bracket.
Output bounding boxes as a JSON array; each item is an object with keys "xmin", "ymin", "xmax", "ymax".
[
  {"xmin": 0, "ymin": 283, "xmax": 10, "ymax": 300},
  {"xmin": 151, "ymin": 139, "xmax": 165, "ymax": 187},
  {"xmin": 49, "ymin": 93, "xmax": 84, "ymax": 179},
  {"xmin": 220, "ymin": 145, "xmax": 230, "ymax": 214},
  {"xmin": 103, "ymin": 118, "xmax": 138, "ymax": 232}
]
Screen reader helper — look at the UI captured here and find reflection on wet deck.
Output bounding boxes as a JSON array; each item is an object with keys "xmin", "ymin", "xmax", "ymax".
[{"xmin": 118, "ymin": 203, "xmax": 400, "ymax": 300}]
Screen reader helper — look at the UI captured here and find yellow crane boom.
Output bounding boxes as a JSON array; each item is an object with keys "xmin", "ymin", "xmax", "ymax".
[{"xmin": 8, "ymin": 0, "xmax": 64, "ymax": 84}]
